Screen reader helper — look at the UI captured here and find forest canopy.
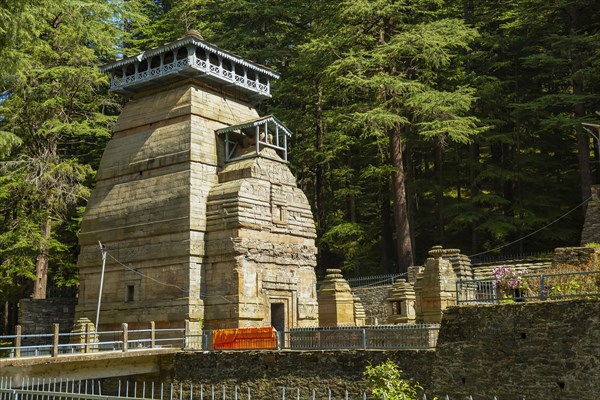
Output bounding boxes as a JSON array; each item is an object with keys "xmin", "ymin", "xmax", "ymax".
[{"xmin": 1, "ymin": 0, "xmax": 599, "ymax": 303}]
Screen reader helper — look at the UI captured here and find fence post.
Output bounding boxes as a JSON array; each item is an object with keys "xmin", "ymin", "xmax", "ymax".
[
  {"xmin": 14, "ymin": 325, "xmax": 21, "ymax": 358},
  {"xmin": 122, "ymin": 323, "xmax": 129, "ymax": 352},
  {"xmin": 184, "ymin": 319, "xmax": 190, "ymax": 349},
  {"xmin": 362, "ymin": 329, "xmax": 367, "ymax": 350},
  {"xmin": 84, "ymin": 323, "xmax": 91, "ymax": 353},
  {"xmin": 540, "ymin": 274, "xmax": 546, "ymax": 301},
  {"xmin": 51, "ymin": 323, "xmax": 59, "ymax": 357},
  {"xmin": 150, "ymin": 321, "xmax": 156, "ymax": 349},
  {"xmin": 456, "ymin": 281, "xmax": 460, "ymax": 304}
]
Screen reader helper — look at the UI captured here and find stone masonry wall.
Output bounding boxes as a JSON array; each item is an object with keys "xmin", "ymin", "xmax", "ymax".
[
  {"xmin": 431, "ymin": 299, "xmax": 600, "ymax": 399},
  {"xmin": 170, "ymin": 350, "xmax": 434, "ymax": 399},
  {"xmin": 472, "ymin": 259, "xmax": 552, "ymax": 279},
  {"xmin": 18, "ymin": 298, "xmax": 77, "ymax": 345},
  {"xmin": 351, "ymin": 286, "xmax": 390, "ymax": 325},
  {"xmin": 553, "ymin": 246, "xmax": 600, "ymax": 270},
  {"xmin": 581, "ymin": 184, "xmax": 600, "ymax": 245},
  {"xmin": 159, "ymin": 299, "xmax": 600, "ymax": 399}
]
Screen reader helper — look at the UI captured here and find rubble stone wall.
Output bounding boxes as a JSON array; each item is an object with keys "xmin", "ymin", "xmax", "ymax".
[
  {"xmin": 18, "ymin": 298, "xmax": 77, "ymax": 345},
  {"xmin": 431, "ymin": 299, "xmax": 600, "ymax": 399},
  {"xmin": 351, "ymin": 286, "xmax": 390, "ymax": 325},
  {"xmin": 163, "ymin": 299, "xmax": 600, "ymax": 400}
]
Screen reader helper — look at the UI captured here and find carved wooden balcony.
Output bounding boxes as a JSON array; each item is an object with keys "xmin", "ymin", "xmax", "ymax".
[{"xmin": 99, "ymin": 31, "xmax": 279, "ymax": 100}]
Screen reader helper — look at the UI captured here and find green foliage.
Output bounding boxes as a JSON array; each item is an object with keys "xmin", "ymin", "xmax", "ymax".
[
  {"xmin": 1, "ymin": 0, "xmax": 599, "ymax": 299},
  {"xmin": 0, "ymin": 0, "xmax": 146, "ymax": 301},
  {"xmin": 363, "ymin": 360, "xmax": 423, "ymax": 400}
]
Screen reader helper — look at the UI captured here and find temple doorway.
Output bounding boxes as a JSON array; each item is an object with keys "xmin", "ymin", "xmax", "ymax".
[{"xmin": 270, "ymin": 303, "xmax": 285, "ymax": 332}]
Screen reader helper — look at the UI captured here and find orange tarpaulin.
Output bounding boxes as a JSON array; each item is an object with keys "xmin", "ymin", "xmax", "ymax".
[{"xmin": 212, "ymin": 327, "xmax": 277, "ymax": 350}]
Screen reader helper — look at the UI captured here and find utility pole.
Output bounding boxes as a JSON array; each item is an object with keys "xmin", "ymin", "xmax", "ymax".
[{"xmin": 95, "ymin": 241, "xmax": 107, "ymax": 331}]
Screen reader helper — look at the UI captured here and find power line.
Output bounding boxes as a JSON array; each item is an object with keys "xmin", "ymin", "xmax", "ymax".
[
  {"xmin": 106, "ymin": 252, "xmax": 187, "ymax": 293},
  {"xmin": 105, "ymin": 251, "xmax": 233, "ymax": 303},
  {"xmin": 468, "ymin": 195, "xmax": 592, "ymax": 258}
]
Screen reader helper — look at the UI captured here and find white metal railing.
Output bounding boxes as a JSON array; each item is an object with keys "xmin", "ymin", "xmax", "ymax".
[
  {"xmin": 0, "ymin": 376, "xmax": 527, "ymax": 400},
  {"xmin": 0, "ymin": 323, "xmax": 185, "ymax": 359},
  {"xmin": 1, "ymin": 322, "xmax": 440, "ymax": 359}
]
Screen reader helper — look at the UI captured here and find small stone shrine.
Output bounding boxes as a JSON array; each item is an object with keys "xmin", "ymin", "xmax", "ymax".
[
  {"xmin": 414, "ymin": 246, "xmax": 458, "ymax": 323},
  {"xmin": 386, "ymin": 279, "xmax": 416, "ymax": 324},
  {"xmin": 75, "ymin": 31, "xmax": 318, "ymax": 331},
  {"xmin": 318, "ymin": 269, "xmax": 358, "ymax": 326}
]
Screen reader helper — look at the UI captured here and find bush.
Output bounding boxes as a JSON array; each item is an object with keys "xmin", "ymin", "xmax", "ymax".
[{"xmin": 363, "ymin": 360, "xmax": 423, "ymax": 400}]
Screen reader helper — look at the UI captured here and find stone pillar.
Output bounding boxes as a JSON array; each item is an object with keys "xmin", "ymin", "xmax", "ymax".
[
  {"xmin": 386, "ymin": 279, "xmax": 416, "ymax": 324},
  {"xmin": 414, "ymin": 246, "xmax": 458, "ymax": 323},
  {"xmin": 317, "ymin": 269, "xmax": 356, "ymax": 326},
  {"xmin": 353, "ymin": 295, "xmax": 366, "ymax": 326},
  {"xmin": 70, "ymin": 317, "xmax": 97, "ymax": 352}
]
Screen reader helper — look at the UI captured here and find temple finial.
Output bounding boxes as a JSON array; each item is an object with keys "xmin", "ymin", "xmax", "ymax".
[{"xmin": 183, "ymin": 30, "xmax": 204, "ymax": 40}]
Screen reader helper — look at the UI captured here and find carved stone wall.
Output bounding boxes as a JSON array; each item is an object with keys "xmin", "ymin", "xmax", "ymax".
[
  {"xmin": 76, "ymin": 79, "xmax": 319, "ymax": 331},
  {"xmin": 203, "ymin": 148, "xmax": 318, "ymax": 329}
]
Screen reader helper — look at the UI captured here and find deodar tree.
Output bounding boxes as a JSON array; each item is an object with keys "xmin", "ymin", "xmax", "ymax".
[
  {"xmin": 0, "ymin": 0, "xmax": 147, "ymax": 300},
  {"xmin": 326, "ymin": 0, "xmax": 482, "ymax": 272}
]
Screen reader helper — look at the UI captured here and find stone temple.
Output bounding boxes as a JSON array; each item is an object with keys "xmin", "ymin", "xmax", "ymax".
[{"xmin": 75, "ymin": 32, "xmax": 319, "ymax": 332}]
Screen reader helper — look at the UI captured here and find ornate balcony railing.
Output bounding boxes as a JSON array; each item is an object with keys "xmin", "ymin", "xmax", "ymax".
[{"xmin": 101, "ymin": 32, "xmax": 278, "ymax": 100}]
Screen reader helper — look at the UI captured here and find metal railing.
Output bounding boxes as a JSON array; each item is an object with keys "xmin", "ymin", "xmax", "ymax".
[
  {"xmin": 2, "ymin": 322, "xmax": 439, "ymax": 359},
  {"xmin": 456, "ymin": 270, "xmax": 600, "ymax": 304},
  {"xmin": 470, "ymin": 251, "xmax": 552, "ymax": 266},
  {"xmin": 0, "ymin": 323, "xmax": 185, "ymax": 359},
  {"xmin": 188, "ymin": 324, "xmax": 440, "ymax": 352},
  {"xmin": 347, "ymin": 273, "xmax": 409, "ymax": 289},
  {"xmin": 283, "ymin": 324, "xmax": 439, "ymax": 350},
  {"xmin": 0, "ymin": 376, "xmax": 526, "ymax": 400},
  {"xmin": 317, "ymin": 273, "xmax": 409, "ymax": 290}
]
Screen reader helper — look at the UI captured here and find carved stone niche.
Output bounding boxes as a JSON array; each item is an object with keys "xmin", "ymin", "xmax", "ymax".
[{"xmin": 386, "ymin": 279, "xmax": 416, "ymax": 324}]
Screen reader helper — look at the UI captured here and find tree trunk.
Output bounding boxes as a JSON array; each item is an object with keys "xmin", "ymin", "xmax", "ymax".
[
  {"xmin": 314, "ymin": 84, "xmax": 326, "ymax": 238},
  {"xmin": 435, "ymin": 140, "xmax": 444, "ymax": 245},
  {"xmin": 470, "ymin": 142, "xmax": 480, "ymax": 254},
  {"xmin": 390, "ymin": 126, "xmax": 414, "ymax": 273},
  {"xmin": 567, "ymin": 5, "xmax": 592, "ymax": 206},
  {"xmin": 32, "ymin": 212, "xmax": 52, "ymax": 299},
  {"xmin": 380, "ymin": 177, "xmax": 394, "ymax": 273}
]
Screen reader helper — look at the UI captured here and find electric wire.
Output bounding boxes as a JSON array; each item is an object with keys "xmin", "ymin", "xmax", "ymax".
[
  {"xmin": 104, "ymin": 250, "xmax": 233, "ymax": 303},
  {"xmin": 468, "ymin": 195, "xmax": 593, "ymax": 258},
  {"xmin": 107, "ymin": 252, "xmax": 187, "ymax": 293}
]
